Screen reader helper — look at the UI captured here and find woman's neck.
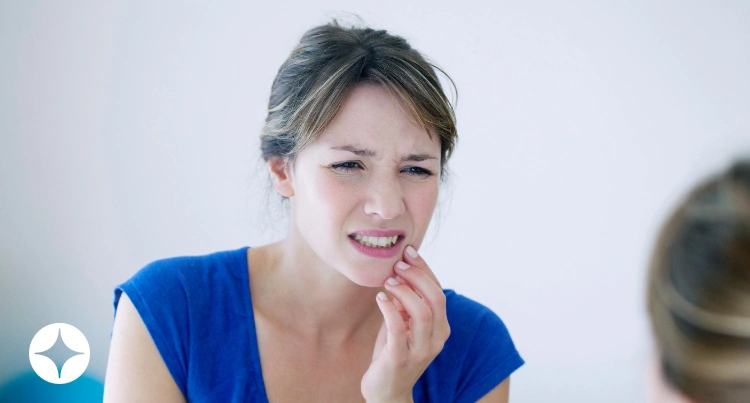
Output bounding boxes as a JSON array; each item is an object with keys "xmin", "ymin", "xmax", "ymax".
[{"xmin": 249, "ymin": 235, "xmax": 385, "ymax": 347}]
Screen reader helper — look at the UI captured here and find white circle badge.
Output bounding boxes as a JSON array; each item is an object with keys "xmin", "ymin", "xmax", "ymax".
[{"xmin": 29, "ymin": 323, "xmax": 90, "ymax": 384}]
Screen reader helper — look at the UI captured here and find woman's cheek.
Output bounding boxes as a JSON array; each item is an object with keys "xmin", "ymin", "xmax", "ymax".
[
  {"xmin": 408, "ymin": 184, "xmax": 439, "ymax": 238},
  {"xmin": 313, "ymin": 176, "xmax": 361, "ymax": 237},
  {"xmin": 413, "ymin": 183, "xmax": 439, "ymax": 216},
  {"xmin": 317, "ymin": 175, "xmax": 358, "ymax": 206}
]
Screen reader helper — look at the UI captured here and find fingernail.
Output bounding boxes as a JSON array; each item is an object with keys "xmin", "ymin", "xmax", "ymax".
[
  {"xmin": 386, "ymin": 277, "xmax": 399, "ymax": 286},
  {"xmin": 396, "ymin": 261, "xmax": 410, "ymax": 270},
  {"xmin": 406, "ymin": 246, "xmax": 418, "ymax": 258},
  {"xmin": 377, "ymin": 291, "xmax": 387, "ymax": 301}
]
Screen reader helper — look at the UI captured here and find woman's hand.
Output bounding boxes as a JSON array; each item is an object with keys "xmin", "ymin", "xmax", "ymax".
[{"xmin": 361, "ymin": 245, "xmax": 451, "ymax": 403}]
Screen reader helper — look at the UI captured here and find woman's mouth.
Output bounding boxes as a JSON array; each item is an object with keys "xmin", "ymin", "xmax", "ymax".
[
  {"xmin": 350, "ymin": 234, "xmax": 401, "ymax": 248},
  {"xmin": 347, "ymin": 234, "xmax": 404, "ymax": 258}
]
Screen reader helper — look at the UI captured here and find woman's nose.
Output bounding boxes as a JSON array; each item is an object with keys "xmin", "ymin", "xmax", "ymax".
[{"xmin": 363, "ymin": 177, "xmax": 406, "ymax": 220}]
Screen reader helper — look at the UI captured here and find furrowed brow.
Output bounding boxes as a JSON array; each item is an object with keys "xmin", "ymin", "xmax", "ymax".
[
  {"xmin": 330, "ymin": 145, "xmax": 376, "ymax": 157},
  {"xmin": 330, "ymin": 145, "xmax": 438, "ymax": 162},
  {"xmin": 401, "ymin": 154, "xmax": 438, "ymax": 162}
]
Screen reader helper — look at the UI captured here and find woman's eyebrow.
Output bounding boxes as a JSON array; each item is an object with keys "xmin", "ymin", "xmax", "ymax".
[{"xmin": 330, "ymin": 145, "xmax": 438, "ymax": 162}]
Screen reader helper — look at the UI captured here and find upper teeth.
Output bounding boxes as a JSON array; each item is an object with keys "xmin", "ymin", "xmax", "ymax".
[{"xmin": 354, "ymin": 234, "xmax": 398, "ymax": 248}]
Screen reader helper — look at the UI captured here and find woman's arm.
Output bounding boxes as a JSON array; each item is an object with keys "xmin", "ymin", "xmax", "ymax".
[
  {"xmin": 476, "ymin": 377, "xmax": 510, "ymax": 403},
  {"xmin": 103, "ymin": 292, "xmax": 187, "ymax": 403}
]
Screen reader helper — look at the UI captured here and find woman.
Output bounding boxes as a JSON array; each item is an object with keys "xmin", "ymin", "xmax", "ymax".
[
  {"xmin": 104, "ymin": 20, "xmax": 524, "ymax": 402},
  {"xmin": 647, "ymin": 160, "xmax": 750, "ymax": 402}
]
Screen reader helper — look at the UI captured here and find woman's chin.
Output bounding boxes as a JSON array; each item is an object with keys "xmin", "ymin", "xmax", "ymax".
[{"xmin": 343, "ymin": 268, "xmax": 392, "ymax": 288}]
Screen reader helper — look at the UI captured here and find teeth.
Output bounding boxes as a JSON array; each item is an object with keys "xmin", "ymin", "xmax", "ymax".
[{"xmin": 353, "ymin": 234, "xmax": 399, "ymax": 248}]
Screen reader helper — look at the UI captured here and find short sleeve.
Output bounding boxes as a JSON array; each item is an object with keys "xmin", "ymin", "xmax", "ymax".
[
  {"xmin": 453, "ymin": 309, "xmax": 524, "ymax": 402},
  {"xmin": 112, "ymin": 258, "xmax": 191, "ymax": 397}
]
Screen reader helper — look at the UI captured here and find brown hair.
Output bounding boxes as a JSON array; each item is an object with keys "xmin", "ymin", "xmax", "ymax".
[
  {"xmin": 647, "ymin": 159, "xmax": 750, "ymax": 402},
  {"xmin": 259, "ymin": 19, "xmax": 458, "ymax": 182}
]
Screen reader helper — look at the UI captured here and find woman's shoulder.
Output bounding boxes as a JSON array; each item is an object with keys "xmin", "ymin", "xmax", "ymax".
[
  {"xmin": 418, "ymin": 289, "xmax": 523, "ymax": 402},
  {"xmin": 110, "ymin": 246, "xmax": 258, "ymax": 402},
  {"xmin": 112, "ymin": 245, "xmax": 251, "ymax": 323},
  {"xmin": 133, "ymin": 246, "xmax": 249, "ymax": 279},
  {"xmin": 441, "ymin": 289, "xmax": 521, "ymax": 361},
  {"xmin": 118, "ymin": 246, "xmax": 249, "ymax": 292}
]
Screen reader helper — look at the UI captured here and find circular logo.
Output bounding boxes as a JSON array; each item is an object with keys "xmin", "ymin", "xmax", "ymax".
[{"xmin": 29, "ymin": 323, "xmax": 90, "ymax": 384}]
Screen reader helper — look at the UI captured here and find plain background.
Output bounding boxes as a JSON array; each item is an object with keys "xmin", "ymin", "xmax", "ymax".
[{"xmin": 1, "ymin": 1, "xmax": 749, "ymax": 401}]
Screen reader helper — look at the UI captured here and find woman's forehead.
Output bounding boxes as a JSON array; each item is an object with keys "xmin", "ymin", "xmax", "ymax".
[{"xmin": 312, "ymin": 84, "xmax": 440, "ymax": 153}]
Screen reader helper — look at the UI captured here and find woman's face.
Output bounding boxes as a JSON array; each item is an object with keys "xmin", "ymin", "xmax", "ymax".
[{"xmin": 288, "ymin": 83, "xmax": 442, "ymax": 287}]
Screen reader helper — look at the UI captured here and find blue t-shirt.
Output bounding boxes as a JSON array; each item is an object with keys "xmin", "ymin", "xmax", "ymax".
[{"xmin": 112, "ymin": 246, "xmax": 524, "ymax": 402}]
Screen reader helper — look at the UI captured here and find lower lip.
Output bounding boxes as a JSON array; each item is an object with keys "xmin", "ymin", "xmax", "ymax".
[{"xmin": 348, "ymin": 236, "xmax": 402, "ymax": 258}]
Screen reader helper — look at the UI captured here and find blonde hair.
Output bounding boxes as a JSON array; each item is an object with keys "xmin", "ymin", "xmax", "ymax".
[{"xmin": 647, "ymin": 160, "xmax": 750, "ymax": 402}]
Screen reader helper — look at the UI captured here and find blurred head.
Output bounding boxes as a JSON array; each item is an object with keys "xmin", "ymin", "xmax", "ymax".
[
  {"xmin": 647, "ymin": 160, "xmax": 750, "ymax": 402},
  {"xmin": 258, "ymin": 20, "xmax": 457, "ymax": 286}
]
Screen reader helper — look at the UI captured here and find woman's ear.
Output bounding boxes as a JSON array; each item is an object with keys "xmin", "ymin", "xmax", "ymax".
[{"xmin": 268, "ymin": 156, "xmax": 294, "ymax": 198}]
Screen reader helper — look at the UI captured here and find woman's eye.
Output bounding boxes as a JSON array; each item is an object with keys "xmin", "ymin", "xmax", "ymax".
[
  {"xmin": 331, "ymin": 162, "xmax": 432, "ymax": 177},
  {"xmin": 403, "ymin": 166, "xmax": 433, "ymax": 177},
  {"xmin": 331, "ymin": 162, "xmax": 362, "ymax": 172}
]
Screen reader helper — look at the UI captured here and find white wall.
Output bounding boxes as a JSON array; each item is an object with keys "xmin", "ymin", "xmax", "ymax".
[{"xmin": 1, "ymin": 1, "xmax": 749, "ymax": 401}]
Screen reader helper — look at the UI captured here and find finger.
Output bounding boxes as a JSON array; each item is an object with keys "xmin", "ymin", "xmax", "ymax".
[
  {"xmin": 394, "ymin": 260, "xmax": 447, "ymax": 326},
  {"xmin": 394, "ymin": 257, "xmax": 450, "ymax": 346},
  {"xmin": 371, "ymin": 320, "xmax": 388, "ymax": 361},
  {"xmin": 384, "ymin": 278, "xmax": 432, "ymax": 351},
  {"xmin": 394, "ymin": 275, "xmax": 415, "ymax": 296},
  {"xmin": 375, "ymin": 291, "xmax": 409, "ymax": 358},
  {"xmin": 389, "ymin": 288, "xmax": 411, "ymax": 322},
  {"xmin": 402, "ymin": 245, "xmax": 441, "ymax": 288}
]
